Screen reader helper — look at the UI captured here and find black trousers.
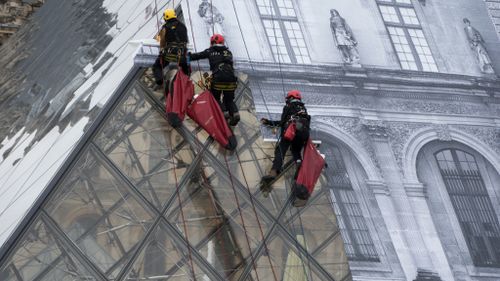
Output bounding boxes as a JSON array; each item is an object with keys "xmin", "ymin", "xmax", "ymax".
[
  {"xmin": 152, "ymin": 55, "xmax": 189, "ymax": 85},
  {"xmin": 271, "ymin": 130, "xmax": 309, "ymax": 173},
  {"xmin": 211, "ymin": 87, "xmax": 237, "ymax": 114},
  {"xmin": 211, "ymin": 73, "xmax": 238, "ymax": 114}
]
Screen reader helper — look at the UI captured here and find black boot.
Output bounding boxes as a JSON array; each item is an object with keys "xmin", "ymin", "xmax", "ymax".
[
  {"xmin": 261, "ymin": 169, "xmax": 278, "ymax": 197},
  {"xmin": 229, "ymin": 112, "xmax": 240, "ymax": 126},
  {"xmin": 261, "ymin": 169, "xmax": 278, "ymax": 182},
  {"xmin": 152, "ymin": 83, "xmax": 163, "ymax": 92},
  {"xmin": 228, "ymin": 102, "xmax": 240, "ymax": 126}
]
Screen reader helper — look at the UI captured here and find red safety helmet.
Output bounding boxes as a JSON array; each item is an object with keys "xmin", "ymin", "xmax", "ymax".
[
  {"xmin": 286, "ymin": 90, "xmax": 302, "ymax": 100},
  {"xmin": 210, "ymin": 34, "xmax": 225, "ymax": 45}
]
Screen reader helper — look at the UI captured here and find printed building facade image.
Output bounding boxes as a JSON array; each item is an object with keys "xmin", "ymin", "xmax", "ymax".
[{"xmin": 0, "ymin": 0, "xmax": 499, "ymax": 281}]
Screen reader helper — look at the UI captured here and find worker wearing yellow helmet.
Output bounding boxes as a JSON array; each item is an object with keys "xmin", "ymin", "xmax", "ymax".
[
  {"xmin": 163, "ymin": 9, "xmax": 176, "ymax": 21},
  {"xmin": 152, "ymin": 8, "xmax": 189, "ymax": 88}
]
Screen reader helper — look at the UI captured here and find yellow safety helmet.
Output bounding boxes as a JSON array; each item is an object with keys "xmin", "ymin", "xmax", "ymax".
[{"xmin": 164, "ymin": 9, "xmax": 176, "ymax": 21}]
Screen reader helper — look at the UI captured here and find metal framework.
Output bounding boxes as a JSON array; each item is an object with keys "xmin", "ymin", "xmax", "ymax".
[{"xmin": 0, "ymin": 66, "xmax": 351, "ymax": 280}]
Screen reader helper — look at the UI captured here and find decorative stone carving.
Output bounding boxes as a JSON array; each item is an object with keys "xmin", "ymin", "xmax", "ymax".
[
  {"xmin": 385, "ymin": 122, "xmax": 428, "ymax": 171},
  {"xmin": 384, "ymin": 98, "xmax": 487, "ymax": 115},
  {"xmin": 454, "ymin": 125, "xmax": 500, "ymax": 157},
  {"xmin": 362, "ymin": 120, "xmax": 388, "ymax": 139},
  {"xmin": 314, "ymin": 116, "xmax": 383, "ymax": 176},
  {"xmin": 198, "ymin": 0, "xmax": 224, "ymax": 36},
  {"xmin": 330, "ymin": 9, "xmax": 360, "ymax": 66},
  {"xmin": 463, "ymin": 18, "xmax": 495, "ymax": 74},
  {"xmin": 433, "ymin": 124, "xmax": 452, "ymax": 141}
]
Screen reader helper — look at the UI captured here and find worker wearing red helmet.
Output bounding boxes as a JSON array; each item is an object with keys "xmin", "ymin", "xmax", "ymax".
[
  {"xmin": 189, "ymin": 34, "xmax": 240, "ymax": 126},
  {"xmin": 261, "ymin": 90, "xmax": 311, "ymax": 181}
]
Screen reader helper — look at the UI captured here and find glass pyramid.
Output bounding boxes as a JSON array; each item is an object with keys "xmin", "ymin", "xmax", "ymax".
[{"xmin": 0, "ymin": 67, "xmax": 351, "ymax": 280}]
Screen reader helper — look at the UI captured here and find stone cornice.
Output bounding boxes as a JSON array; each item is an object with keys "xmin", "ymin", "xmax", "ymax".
[
  {"xmin": 236, "ymin": 60, "xmax": 500, "ymax": 100},
  {"xmin": 255, "ymin": 104, "xmax": 500, "ymax": 128}
]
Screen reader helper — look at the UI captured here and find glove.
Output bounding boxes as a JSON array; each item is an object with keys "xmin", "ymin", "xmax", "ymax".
[{"xmin": 260, "ymin": 118, "xmax": 270, "ymax": 125}]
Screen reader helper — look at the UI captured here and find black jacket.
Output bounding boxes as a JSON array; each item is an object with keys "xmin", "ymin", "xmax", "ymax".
[
  {"xmin": 160, "ymin": 18, "xmax": 188, "ymax": 49},
  {"xmin": 190, "ymin": 45, "xmax": 234, "ymax": 74},
  {"xmin": 268, "ymin": 99, "xmax": 310, "ymax": 133}
]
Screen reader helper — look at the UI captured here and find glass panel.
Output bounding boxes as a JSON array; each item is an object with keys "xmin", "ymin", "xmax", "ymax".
[
  {"xmin": 282, "ymin": 235, "xmax": 313, "ymax": 281},
  {"xmin": 313, "ymin": 233, "xmax": 351, "ymax": 281},
  {"xmin": 95, "ymin": 83, "xmax": 194, "ymax": 209},
  {"xmin": 192, "ymin": 162, "xmax": 274, "ymax": 277},
  {"xmin": 125, "ymin": 222, "xmax": 206, "ymax": 281},
  {"xmin": 435, "ymin": 149, "xmax": 500, "ymax": 267},
  {"xmin": 263, "ymin": 19, "xmax": 292, "ymax": 63},
  {"xmin": 379, "ymin": 5, "xmax": 400, "ymax": 23},
  {"xmin": 284, "ymin": 21, "xmax": 311, "ymax": 64},
  {"xmin": 257, "ymin": 0, "xmax": 309, "ymax": 64},
  {"xmin": 377, "ymin": 0, "xmax": 437, "ymax": 72},
  {"xmin": 282, "ymin": 185, "xmax": 351, "ymax": 279},
  {"xmin": 407, "ymin": 29, "xmax": 438, "ymax": 72},
  {"xmin": 46, "ymin": 149, "xmax": 155, "ymax": 278},
  {"xmin": 256, "ymin": 0, "xmax": 276, "ymax": 16},
  {"xmin": 163, "ymin": 169, "xmax": 264, "ymax": 280},
  {"xmin": 139, "ymin": 68, "xmax": 167, "ymax": 104},
  {"xmin": 0, "ymin": 219, "xmax": 95, "ymax": 281},
  {"xmin": 277, "ymin": 0, "xmax": 296, "ymax": 17},
  {"xmin": 247, "ymin": 234, "xmax": 336, "ymax": 281},
  {"xmin": 387, "ymin": 27, "xmax": 418, "ymax": 70},
  {"xmin": 399, "ymin": 7, "xmax": 419, "ymax": 25}
]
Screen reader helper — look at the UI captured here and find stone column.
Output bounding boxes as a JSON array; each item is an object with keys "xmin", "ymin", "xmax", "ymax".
[{"xmin": 364, "ymin": 123, "xmax": 440, "ymax": 281}]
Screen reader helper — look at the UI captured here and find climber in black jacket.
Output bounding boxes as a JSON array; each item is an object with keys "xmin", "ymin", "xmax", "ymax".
[
  {"xmin": 260, "ymin": 90, "xmax": 311, "ymax": 181},
  {"xmin": 190, "ymin": 34, "xmax": 240, "ymax": 126},
  {"xmin": 152, "ymin": 9, "xmax": 189, "ymax": 88}
]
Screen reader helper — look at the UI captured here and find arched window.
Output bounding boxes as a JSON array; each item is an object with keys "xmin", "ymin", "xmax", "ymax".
[
  {"xmin": 434, "ymin": 148, "xmax": 500, "ymax": 267},
  {"xmin": 322, "ymin": 143, "xmax": 379, "ymax": 262}
]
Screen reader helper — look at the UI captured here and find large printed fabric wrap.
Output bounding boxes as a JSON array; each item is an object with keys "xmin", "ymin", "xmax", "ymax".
[
  {"xmin": 293, "ymin": 138, "xmax": 325, "ymax": 200},
  {"xmin": 187, "ymin": 90, "xmax": 237, "ymax": 150},
  {"xmin": 166, "ymin": 69, "xmax": 194, "ymax": 128}
]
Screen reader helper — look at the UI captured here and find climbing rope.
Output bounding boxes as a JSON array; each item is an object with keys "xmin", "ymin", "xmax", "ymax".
[
  {"xmin": 184, "ymin": 0, "xmax": 266, "ymax": 279},
  {"xmin": 266, "ymin": 4, "xmax": 314, "ymax": 279},
  {"xmin": 227, "ymin": 1, "xmax": 288, "ymax": 280},
  {"xmin": 223, "ymin": 153, "xmax": 262, "ymax": 281},
  {"xmin": 210, "ymin": 0, "xmax": 215, "ymax": 35},
  {"xmin": 160, "ymin": 2, "xmax": 268, "ymax": 278},
  {"xmin": 185, "ymin": 0, "xmax": 273, "ymax": 279},
  {"xmin": 154, "ymin": 0, "xmax": 197, "ymax": 279},
  {"xmin": 230, "ymin": 0, "xmax": 313, "ymax": 278}
]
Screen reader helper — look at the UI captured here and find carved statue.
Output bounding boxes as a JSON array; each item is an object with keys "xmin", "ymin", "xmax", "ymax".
[
  {"xmin": 198, "ymin": 0, "xmax": 224, "ymax": 36},
  {"xmin": 463, "ymin": 18, "xmax": 494, "ymax": 74},
  {"xmin": 330, "ymin": 9, "xmax": 360, "ymax": 65}
]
